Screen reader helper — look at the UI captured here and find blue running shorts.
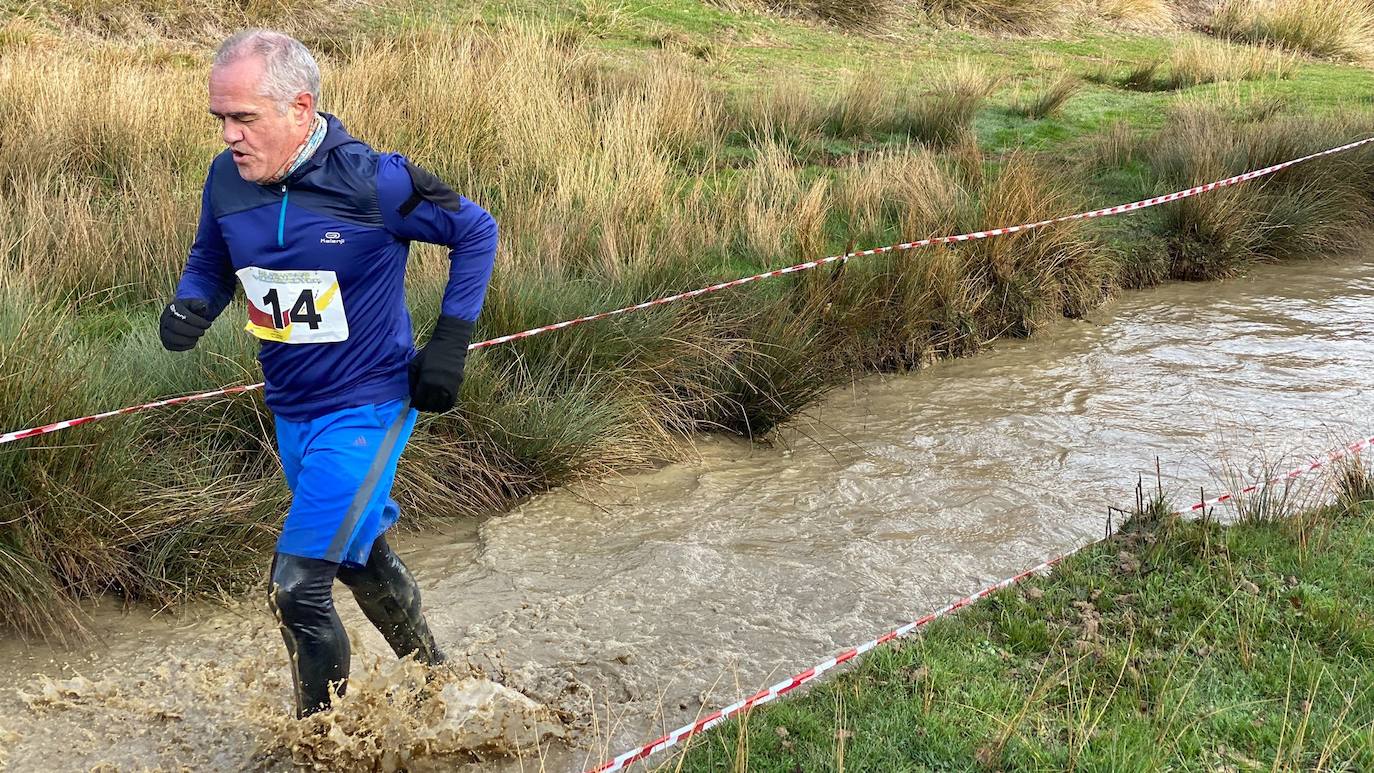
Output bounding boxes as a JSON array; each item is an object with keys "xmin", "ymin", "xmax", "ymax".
[{"xmin": 274, "ymin": 398, "xmax": 418, "ymax": 567}]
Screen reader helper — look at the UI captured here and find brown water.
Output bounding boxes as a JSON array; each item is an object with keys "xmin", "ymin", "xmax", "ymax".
[{"xmin": 2, "ymin": 255, "xmax": 1372, "ymax": 772}]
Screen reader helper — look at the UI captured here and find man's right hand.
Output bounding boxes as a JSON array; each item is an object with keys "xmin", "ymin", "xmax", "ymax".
[{"xmin": 160, "ymin": 299, "xmax": 212, "ymax": 351}]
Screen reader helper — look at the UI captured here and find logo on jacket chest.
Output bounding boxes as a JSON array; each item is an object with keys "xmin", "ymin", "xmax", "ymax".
[{"xmin": 320, "ymin": 230, "xmax": 346, "ymax": 245}]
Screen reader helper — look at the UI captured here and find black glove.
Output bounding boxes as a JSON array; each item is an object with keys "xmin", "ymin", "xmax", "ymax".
[
  {"xmin": 159, "ymin": 299, "xmax": 212, "ymax": 352},
  {"xmin": 408, "ymin": 315, "xmax": 475, "ymax": 413}
]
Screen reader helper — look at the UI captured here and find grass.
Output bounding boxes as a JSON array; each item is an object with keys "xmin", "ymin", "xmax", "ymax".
[
  {"xmin": 721, "ymin": 0, "xmax": 1178, "ymax": 32},
  {"xmin": 1012, "ymin": 73, "xmax": 1081, "ymax": 118},
  {"xmin": 745, "ymin": 0, "xmax": 892, "ymax": 29},
  {"xmin": 921, "ymin": 0, "xmax": 1069, "ymax": 33},
  {"xmin": 1211, "ymin": 0, "xmax": 1374, "ymax": 63},
  {"xmin": 729, "ymin": 59, "xmax": 998, "ymax": 149},
  {"xmin": 1089, "ymin": 38, "xmax": 1294, "ymax": 92},
  {"xmin": 1, "ymin": 0, "xmax": 1374, "ymax": 638},
  {"xmin": 674, "ymin": 461, "xmax": 1374, "ymax": 770}
]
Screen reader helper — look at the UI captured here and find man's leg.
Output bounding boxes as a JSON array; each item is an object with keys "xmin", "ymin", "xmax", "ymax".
[
  {"xmin": 268, "ymin": 552, "xmax": 349, "ymax": 717},
  {"xmin": 337, "ymin": 535, "xmax": 446, "ymax": 665},
  {"xmin": 269, "ymin": 398, "xmax": 419, "ymax": 716}
]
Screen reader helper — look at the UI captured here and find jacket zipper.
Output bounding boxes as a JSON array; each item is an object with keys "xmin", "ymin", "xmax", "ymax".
[{"xmin": 277, "ymin": 185, "xmax": 288, "ymax": 248}]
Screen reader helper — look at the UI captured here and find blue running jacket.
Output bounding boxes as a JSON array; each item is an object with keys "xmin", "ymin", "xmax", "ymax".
[{"xmin": 175, "ymin": 113, "xmax": 498, "ymax": 421}]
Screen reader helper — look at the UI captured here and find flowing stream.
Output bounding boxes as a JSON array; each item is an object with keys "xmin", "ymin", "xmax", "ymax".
[{"xmin": 2, "ymin": 254, "xmax": 1372, "ymax": 772}]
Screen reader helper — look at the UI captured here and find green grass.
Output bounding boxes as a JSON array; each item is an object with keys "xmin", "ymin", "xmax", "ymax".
[{"xmin": 674, "ymin": 487, "xmax": 1374, "ymax": 771}]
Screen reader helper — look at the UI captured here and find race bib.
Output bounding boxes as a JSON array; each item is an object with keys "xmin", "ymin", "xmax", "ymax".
[{"xmin": 236, "ymin": 267, "xmax": 349, "ymax": 344}]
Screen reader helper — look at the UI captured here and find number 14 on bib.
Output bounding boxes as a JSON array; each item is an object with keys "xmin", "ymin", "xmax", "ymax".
[{"xmin": 236, "ymin": 267, "xmax": 350, "ymax": 344}]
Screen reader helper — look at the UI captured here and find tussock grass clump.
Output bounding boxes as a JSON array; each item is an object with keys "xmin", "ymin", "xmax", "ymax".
[
  {"xmin": 1093, "ymin": 0, "xmax": 1175, "ymax": 27},
  {"xmin": 1334, "ymin": 454, "xmax": 1374, "ymax": 512},
  {"xmin": 954, "ymin": 156, "xmax": 1113, "ymax": 331},
  {"xmin": 728, "ymin": 76, "xmax": 829, "ymax": 144},
  {"xmin": 753, "ymin": 0, "xmax": 893, "ymax": 29},
  {"xmin": 920, "ymin": 0, "xmax": 1067, "ymax": 33},
  {"xmin": 1136, "ymin": 107, "xmax": 1374, "ymax": 279},
  {"xmin": 731, "ymin": 60, "xmax": 996, "ymax": 148},
  {"xmin": 898, "ymin": 60, "xmax": 999, "ymax": 146},
  {"xmin": 1087, "ymin": 118, "xmax": 1140, "ymax": 166},
  {"xmin": 821, "ymin": 148, "xmax": 1107, "ymax": 369},
  {"xmin": 1211, "ymin": 0, "xmax": 1374, "ymax": 62},
  {"xmin": 834, "ymin": 60, "xmax": 997, "ymax": 146},
  {"xmin": 1012, "ymin": 73, "xmax": 1081, "ymax": 118},
  {"xmin": 1157, "ymin": 38, "xmax": 1293, "ymax": 89},
  {"xmin": 1091, "ymin": 39, "xmax": 1293, "ymax": 92},
  {"xmin": 9, "ymin": 0, "xmax": 358, "ymax": 43}
]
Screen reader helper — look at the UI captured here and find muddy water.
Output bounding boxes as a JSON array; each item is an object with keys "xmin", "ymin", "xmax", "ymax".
[{"xmin": 2, "ymin": 255, "xmax": 1373, "ymax": 772}]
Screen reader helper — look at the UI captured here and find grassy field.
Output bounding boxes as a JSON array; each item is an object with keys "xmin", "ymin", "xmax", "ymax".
[
  {"xmin": 674, "ymin": 461, "xmax": 1374, "ymax": 771},
  {"xmin": 2, "ymin": 0, "xmax": 1374, "ymax": 638}
]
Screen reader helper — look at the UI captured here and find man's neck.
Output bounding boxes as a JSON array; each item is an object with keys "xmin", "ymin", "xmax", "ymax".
[{"xmin": 262, "ymin": 113, "xmax": 327, "ymax": 186}]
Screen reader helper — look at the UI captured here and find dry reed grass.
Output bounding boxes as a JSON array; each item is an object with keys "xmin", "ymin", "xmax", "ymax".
[
  {"xmin": 921, "ymin": 0, "xmax": 1068, "ymax": 33},
  {"xmin": 730, "ymin": 59, "xmax": 996, "ymax": 148},
  {"xmin": 1092, "ymin": 0, "xmax": 1175, "ymax": 27},
  {"xmin": 1211, "ymin": 0, "xmax": 1374, "ymax": 62},
  {"xmin": 6, "ymin": 0, "xmax": 360, "ymax": 45},
  {"xmin": 1090, "ymin": 38, "xmax": 1293, "ymax": 92},
  {"xmin": 1158, "ymin": 38, "xmax": 1294, "ymax": 89},
  {"xmin": 756, "ymin": 0, "xmax": 893, "ymax": 28},
  {"xmin": 718, "ymin": 0, "xmax": 1178, "ymax": 33}
]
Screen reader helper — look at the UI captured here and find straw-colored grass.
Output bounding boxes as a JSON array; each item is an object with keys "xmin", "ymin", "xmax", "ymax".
[
  {"xmin": 2, "ymin": 0, "xmax": 358, "ymax": 43},
  {"xmin": 1158, "ymin": 37, "xmax": 1294, "ymax": 89},
  {"xmin": 1012, "ymin": 73, "xmax": 1081, "ymax": 118},
  {"xmin": 1211, "ymin": 0, "xmax": 1374, "ymax": 62},
  {"xmin": 921, "ymin": 0, "xmax": 1068, "ymax": 33},
  {"xmin": 731, "ymin": 59, "xmax": 996, "ymax": 148},
  {"xmin": 1138, "ymin": 105, "xmax": 1374, "ymax": 280},
  {"xmin": 755, "ymin": 0, "xmax": 894, "ymax": 28},
  {"xmin": 1092, "ymin": 0, "xmax": 1175, "ymax": 26},
  {"xmin": 720, "ymin": 0, "xmax": 1178, "ymax": 32},
  {"xmin": 1090, "ymin": 39, "xmax": 1293, "ymax": 92}
]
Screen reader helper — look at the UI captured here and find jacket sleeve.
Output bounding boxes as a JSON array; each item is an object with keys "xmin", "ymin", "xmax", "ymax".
[
  {"xmin": 174, "ymin": 166, "xmax": 237, "ymax": 320},
  {"xmin": 377, "ymin": 154, "xmax": 498, "ymax": 322}
]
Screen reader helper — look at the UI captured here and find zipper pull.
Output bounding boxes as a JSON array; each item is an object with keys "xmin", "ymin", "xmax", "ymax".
[{"xmin": 277, "ymin": 185, "xmax": 289, "ymax": 248}]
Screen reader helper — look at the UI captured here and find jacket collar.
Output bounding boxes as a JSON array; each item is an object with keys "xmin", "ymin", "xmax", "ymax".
[{"xmin": 281, "ymin": 112, "xmax": 364, "ymax": 185}]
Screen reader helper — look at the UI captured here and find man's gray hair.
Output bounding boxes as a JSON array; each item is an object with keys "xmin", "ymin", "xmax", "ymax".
[{"xmin": 214, "ymin": 29, "xmax": 321, "ymax": 113}]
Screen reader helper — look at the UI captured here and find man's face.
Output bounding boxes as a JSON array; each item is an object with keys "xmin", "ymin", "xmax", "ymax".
[{"xmin": 208, "ymin": 56, "xmax": 313, "ymax": 184}]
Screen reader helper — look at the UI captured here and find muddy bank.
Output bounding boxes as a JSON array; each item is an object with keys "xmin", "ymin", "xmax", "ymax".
[{"xmin": 2, "ymin": 255, "xmax": 1372, "ymax": 771}]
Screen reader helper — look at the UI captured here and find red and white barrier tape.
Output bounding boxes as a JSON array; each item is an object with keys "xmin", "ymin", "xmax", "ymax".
[
  {"xmin": 586, "ymin": 433, "xmax": 1374, "ymax": 772},
  {"xmin": 4, "ymin": 134, "xmax": 1372, "ymax": 448}
]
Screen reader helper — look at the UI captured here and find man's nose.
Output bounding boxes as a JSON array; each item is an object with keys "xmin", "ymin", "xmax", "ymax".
[{"xmin": 222, "ymin": 120, "xmax": 244, "ymax": 145}]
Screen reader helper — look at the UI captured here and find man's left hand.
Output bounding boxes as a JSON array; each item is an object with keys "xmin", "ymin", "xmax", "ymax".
[{"xmin": 408, "ymin": 315, "xmax": 475, "ymax": 413}]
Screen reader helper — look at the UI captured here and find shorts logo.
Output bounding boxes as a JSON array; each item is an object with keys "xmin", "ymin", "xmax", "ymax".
[{"xmin": 320, "ymin": 231, "xmax": 345, "ymax": 245}]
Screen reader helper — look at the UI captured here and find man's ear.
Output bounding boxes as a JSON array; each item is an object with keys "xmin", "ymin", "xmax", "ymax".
[{"xmin": 291, "ymin": 91, "xmax": 315, "ymax": 125}]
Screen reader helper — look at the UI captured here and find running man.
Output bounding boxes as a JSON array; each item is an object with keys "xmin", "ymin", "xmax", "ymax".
[{"xmin": 159, "ymin": 29, "xmax": 498, "ymax": 717}]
